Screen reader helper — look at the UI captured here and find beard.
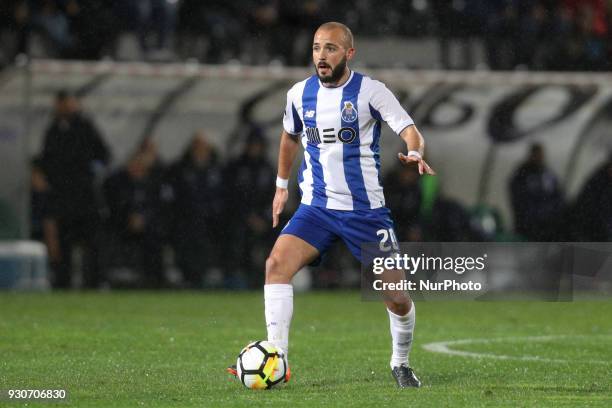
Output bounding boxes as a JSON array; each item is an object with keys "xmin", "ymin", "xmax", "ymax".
[{"xmin": 315, "ymin": 56, "xmax": 347, "ymax": 84}]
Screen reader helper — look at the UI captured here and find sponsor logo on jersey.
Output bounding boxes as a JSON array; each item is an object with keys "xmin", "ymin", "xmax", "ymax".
[
  {"xmin": 338, "ymin": 127, "xmax": 357, "ymax": 144},
  {"xmin": 322, "ymin": 128, "xmax": 335, "ymax": 144},
  {"xmin": 304, "ymin": 110, "xmax": 315, "ymax": 118},
  {"xmin": 304, "ymin": 127, "xmax": 357, "ymax": 145},
  {"xmin": 305, "ymin": 127, "xmax": 321, "ymax": 144},
  {"xmin": 341, "ymin": 101, "xmax": 358, "ymax": 123}
]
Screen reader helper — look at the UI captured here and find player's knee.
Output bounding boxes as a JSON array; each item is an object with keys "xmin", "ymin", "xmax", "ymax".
[
  {"xmin": 390, "ymin": 302, "xmax": 410, "ymax": 316},
  {"xmin": 265, "ymin": 254, "xmax": 290, "ymax": 283},
  {"xmin": 385, "ymin": 297, "xmax": 411, "ymax": 316}
]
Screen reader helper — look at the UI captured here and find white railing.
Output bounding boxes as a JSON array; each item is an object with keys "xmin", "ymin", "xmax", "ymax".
[{"xmin": 29, "ymin": 59, "xmax": 612, "ymax": 86}]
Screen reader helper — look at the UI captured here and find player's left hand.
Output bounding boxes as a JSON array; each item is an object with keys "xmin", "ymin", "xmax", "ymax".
[
  {"xmin": 398, "ymin": 152, "xmax": 436, "ymax": 175},
  {"xmin": 272, "ymin": 187, "xmax": 289, "ymax": 228}
]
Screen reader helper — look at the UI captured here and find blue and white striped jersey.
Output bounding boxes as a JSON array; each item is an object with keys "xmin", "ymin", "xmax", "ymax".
[{"xmin": 283, "ymin": 71, "xmax": 414, "ymax": 210}]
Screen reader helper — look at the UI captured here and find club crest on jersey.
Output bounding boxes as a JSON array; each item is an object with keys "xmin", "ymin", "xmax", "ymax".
[{"xmin": 341, "ymin": 101, "xmax": 358, "ymax": 123}]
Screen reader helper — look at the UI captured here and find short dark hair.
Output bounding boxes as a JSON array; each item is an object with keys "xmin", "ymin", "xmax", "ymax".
[
  {"xmin": 529, "ymin": 143, "xmax": 543, "ymax": 154},
  {"xmin": 55, "ymin": 89, "xmax": 73, "ymax": 101}
]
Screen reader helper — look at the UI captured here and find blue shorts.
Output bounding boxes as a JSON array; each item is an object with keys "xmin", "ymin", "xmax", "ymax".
[{"xmin": 280, "ymin": 204, "xmax": 398, "ymax": 264}]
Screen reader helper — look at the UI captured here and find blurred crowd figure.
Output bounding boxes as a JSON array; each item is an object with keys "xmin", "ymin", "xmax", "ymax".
[
  {"xmin": 30, "ymin": 92, "xmax": 612, "ymax": 290},
  {"xmin": 166, "ymin": 131, "xmax": 224, "ymax": 288},
  {"xmin": 36, "ymin": 90, "xmax": 110, "ymax": 288},
  {"xmin": 223, "ymin": 129, "xmax": 276, "ymax": 289},
  {"xmin": 2, "ymin": 0, "xmax": 612, "ymax": 70},
  {"xmin": 102, "ymin": 138, "xmax": 169, "ymax": 288},
  {"xmin": 384, "ymin": 142, "xmax": 612, "ymax": 247},
  {"xmin": 30, "ymin": 90, "xmax": 279, "ymax": 289},
  {"xmin": 572, "ymin": 153, "xmax": 612, "ymax": 241},
  {"xmin": 509, "ymin": 144, "xmax": 565, "ymax": 241},
  {"xmin": 431, "ymin": 0, "xmax": 612, "ymax": 70},
  {"xmin": 0, "ymin": 0, "xmax": 175, "ymax": 62},
  {"xmin": 384, "ymin": 165, "xmax": 423, "ymax": 241},
  {"xmin": 384, "ymin": 162, "xmax": 487, "ymax": 243},
  {"xmin": 508, "ymin": 144, "xmax": 612, "ymax": 242}
]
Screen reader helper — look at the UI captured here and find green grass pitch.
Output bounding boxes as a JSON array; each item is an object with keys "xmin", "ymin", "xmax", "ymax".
[{"xmin": 1, "ymin": 292, "xmax": 611, "ymax": 407}]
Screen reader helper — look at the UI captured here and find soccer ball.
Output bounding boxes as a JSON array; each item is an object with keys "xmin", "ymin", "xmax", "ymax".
[{"xmin": 236, "ymin": 340, "xmax": 288, "ymax": 389}]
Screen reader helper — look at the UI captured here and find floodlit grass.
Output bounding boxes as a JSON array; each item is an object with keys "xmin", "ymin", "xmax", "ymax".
[{"xmin": 0, "ymin": 291, "xmax": 611, "ymax": 407}]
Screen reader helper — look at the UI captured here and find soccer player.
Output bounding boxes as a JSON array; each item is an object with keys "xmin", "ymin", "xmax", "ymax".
[{"xmin": 229, "ymin": 21, "xmax": 435, "ymax": 388}]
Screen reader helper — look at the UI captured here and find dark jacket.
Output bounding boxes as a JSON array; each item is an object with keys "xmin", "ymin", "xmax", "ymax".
[
  {"xmin": 166, "ymin": 152, "xmax": 224, "ymax": 242},
  {"xmin": 509, "ymin": 162, "xmax": 564, "ymax": 240},
  {"xmin": 40, "ymin": 112, "xmax": 110, "ymax": 219},
  {"xmin": 224, "ymin": 154, "xmax": 275, "ymax": 224},
  {"xmin": 102, "ymin": 167, "xmax": 166, "ymax": 239}
]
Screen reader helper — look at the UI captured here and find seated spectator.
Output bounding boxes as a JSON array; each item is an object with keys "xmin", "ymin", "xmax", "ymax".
[
  {"xmin": 384, "ymin": 164, "xmax": 422, "ymax": 242},
  {"xmin": 223, "ymin": 127, "xmax": 275, "ymax": 289},
  {"xmin": 102, "ymin": 149, "xmax": 168, "ymax": 288},
  {"xmin": 430, "ymin": 198, "xmax": 475, "ymax": 242},
  {"xmin": 0, "ymin": 1, "xmax": 29, "ymax": 65},
  {"xmin": 30, "ymin": 0, "xmax": 73, "ymax": 57},
  {"xmin": 509, "ymin": 143, "xmax": 565, "ymax": 241},
  {"xmin": 572, "ymin": 154, "xmax": 612, "ymax": 241},
  {"xmin": 166, "ymin": 131, "xmax": 224, "ymax": 288},
  {"xmin": 176, "ymin": 0, "xmax": 244, "ymax": 62},
  {"xmin": 64, "ymin": 0, "xmax": 117, "ymax": 60}
]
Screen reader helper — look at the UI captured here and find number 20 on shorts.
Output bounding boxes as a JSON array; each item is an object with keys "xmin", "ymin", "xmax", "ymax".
[{"xmin": 377, "ymin": 228, "xmax": 399, "ymax": 252}]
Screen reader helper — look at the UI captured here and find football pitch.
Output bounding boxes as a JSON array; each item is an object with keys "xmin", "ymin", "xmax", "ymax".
[{"xmin": 1, "ymin": 292, "xmax": 611, "ymax": 407}]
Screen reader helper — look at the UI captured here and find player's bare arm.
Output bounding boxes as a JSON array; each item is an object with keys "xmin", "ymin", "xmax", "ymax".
[
  {"xmin": 272, "ymin": 130, "xmax": 300, "ymax": 228},
  {"xmin": 398, "ymin": 125, "xmax": 436, "ymax": 175}
]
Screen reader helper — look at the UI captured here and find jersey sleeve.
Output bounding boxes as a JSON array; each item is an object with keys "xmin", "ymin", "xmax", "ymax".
[
  {"xmin": 282, "ymin": 88, "xmax": 303, "ymax": 135},
  {"xmin": 369, "ymin": 80, "xmax": 414, "ymax": 135}
]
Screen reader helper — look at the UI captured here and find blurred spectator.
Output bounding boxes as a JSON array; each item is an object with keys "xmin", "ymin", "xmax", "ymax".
[
  {"xmin": 30, "ymin": 0, "xmax": 73, "ymax": 57},
  {"xmin": 30, "ymin": 157, "xmax": 50, "ymax": 241},
  {"xmin": 276, "ymin": 0, "xmax": 325, "ymax": 65},
  {"xmin": 1, "ymin": 0, "xmax": 611, "ymax": 71},
  {"xmin": 167, "ymin": 131, "xmax": 224, "ymax": 288},
  {"xmin": 561, "ymin": 0, "xmax": 609, "ymax": 70},
  {"xmin": 245, "ymin": 0, "xmax": 279, "ymax": 64},
  {"xmin": 64, "ymin": 0, "xmax": 117, "ymax": 59},
  {"xmin": 572, "ymin": 154, "xmax": 612, "ymax": 241},
  {"xmin": 484, "ymin": 1, "xmax": 521, "ymax": 70},
  {"xmin": 383, "ymin": 160, "xmax": 480, "ymax": 242},
  {"xmin": 509, "ymin": 143, "xmax": 565, "ymax": 241},
  {"xmin": 384, "ymin": 164, "xmax": 422, "ymax": 241},
  {"xmin": 177, "ymin": 0, "xmax": 244, "ymax": 63},
  {"xmin": 102, "ymin": 145, "xmax": 168, "ymax": 288},
  {"xmin": 30, "ymin": 157, "xmax": 62, "ymax": 269},
  {"xmin": 0, "ymin": 1, "xmax": 29, "ymax": 65},
  {"xmin": 30, "ymin": 158, "xmax": 54, "ymax": 237},
  {"xmin": 223, "ymin": 127, "xmax": 275, "ymax": 289},
  {"xmin": 116, "ymin": 0, "xmax": 176, "ymax": 57},
  {"xmin": 431, "ymin": 0, "xmax": 483, "ymax": 69},
  {"xmin": 516, "ymin": 2, "xmax": 554, "ymax": 69},
  {"xmin": 244, "ymin": 0, "xmax": 325, "ymax": 65},
  {"xmin": 39, "ymin": 90, "xmax": 110, "ymax": 288},
  {"xmin": 430, "ymin": 198, "xmax": 475, "ymax": 241},
  {"xmin": 138, "ymin": 136, "xmax": 166, "ymax": 181}
]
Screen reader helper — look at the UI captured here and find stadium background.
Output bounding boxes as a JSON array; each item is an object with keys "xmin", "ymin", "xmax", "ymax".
[
  {"xmin": 1, "ymin": 0, "xmax": 611, "ymax": 290},
  {"xmin": 1, "ymin": 2, "xmax": 611, "ymax": 407}
]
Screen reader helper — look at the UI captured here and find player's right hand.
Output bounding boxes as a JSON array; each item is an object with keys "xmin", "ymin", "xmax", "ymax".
[
  {"xmin": 272, "ymin": 187, "xmax": 289, "ymax": 228},
  {"xmin": 398, "ymin": 152, "xmax": 436, "ymax": 175}
]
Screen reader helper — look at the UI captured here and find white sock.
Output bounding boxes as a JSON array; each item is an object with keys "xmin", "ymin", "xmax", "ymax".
[
  {"xmin": 264, "ymin": 284, "xmax": 293, "ymax": 355},
  {"xmin": 388, "ymin": 303, "xmax": 416, "ymax": 368}
]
